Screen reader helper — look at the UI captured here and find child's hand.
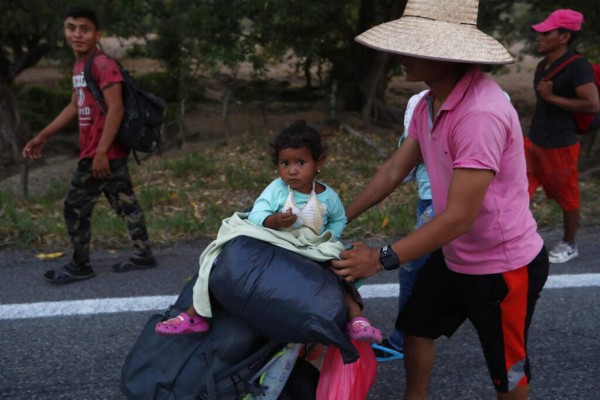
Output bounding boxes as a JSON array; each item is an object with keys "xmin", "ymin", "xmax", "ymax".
[
  {"xmin": 277, "ymin": 208, "xmax": 297, "ymax": 228},
  {"xmin": 263, "ymin": 208, "xmax": 297, "ymax": 230}
]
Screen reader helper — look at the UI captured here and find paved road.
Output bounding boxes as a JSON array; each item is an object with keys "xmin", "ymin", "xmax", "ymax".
[{"xmin": 1, "ymin": 226, "xmax": 599, "ymax": 399}]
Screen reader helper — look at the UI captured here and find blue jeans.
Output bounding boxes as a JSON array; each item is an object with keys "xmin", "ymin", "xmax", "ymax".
[{"xmin": 388, "ymin": 199, "xmax": 434, "ymax": 350}]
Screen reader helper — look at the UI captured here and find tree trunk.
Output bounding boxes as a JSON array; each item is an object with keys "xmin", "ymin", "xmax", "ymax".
[
  {"xmin": 343, "ymin": 0, "xmax": 407, "ymax": 125},
  {"xmin": 0, "ymin": 79, "xmax": 28, "ymax": 196}
]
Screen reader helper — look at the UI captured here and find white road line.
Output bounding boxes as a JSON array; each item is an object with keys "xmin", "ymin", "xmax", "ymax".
[{"xmin": 1, "ymin": 274, "xmax": 599, "ymax": 320}]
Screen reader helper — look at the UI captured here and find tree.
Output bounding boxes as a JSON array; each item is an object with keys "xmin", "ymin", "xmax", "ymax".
[
  {"xmin": 0, "ymin": 0, "xmax": 156, "ymax": 194},
  {"xmin": 4, "ymin": 0, "xmax": 600, "ymax": 157}
]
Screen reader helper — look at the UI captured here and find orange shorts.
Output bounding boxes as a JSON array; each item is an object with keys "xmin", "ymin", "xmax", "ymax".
[{"xmin": 524, "ymin": 137, "xmax": 580, "ymax": 211}]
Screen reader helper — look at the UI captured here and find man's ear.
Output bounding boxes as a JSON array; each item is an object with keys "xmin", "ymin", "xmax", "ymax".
[
  {"xmin": 95, "ymin": 30, "xmax": 102, "ymax": 46},
  {"xmin": 559, "ymin": 31, "xmax": 571, "ymax": 45}
]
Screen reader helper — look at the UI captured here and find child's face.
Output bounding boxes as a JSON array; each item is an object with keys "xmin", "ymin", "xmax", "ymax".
[
  {"xmin": 64, "ymin": 17, "xmax": 100, "ymax": 58},
  {"xmin": 277, "ymin": 147, "xmax": 322, "ymax": 194}
]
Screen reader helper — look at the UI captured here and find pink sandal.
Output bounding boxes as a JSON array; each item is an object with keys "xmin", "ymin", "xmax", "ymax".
[
  {"xmin": 155, "ymin": 312, "xmax": 210, "ymax": 336},
  {"xmin": 347, "ymin": 317, "xmax": 382, "ymax": 344}
]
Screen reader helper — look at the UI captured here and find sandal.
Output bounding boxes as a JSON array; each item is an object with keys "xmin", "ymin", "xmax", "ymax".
[
  {"xmin": 112, "ymin": 256, "xmax": 156, "ymax": 273},
  {"xmin": 43, "ymin": 263, "xmax": 95, "ymax": 284},
  {"xmin": 372, "ymin": 338, "xmax": 404, "ymax": 362},
  {"xmin": 155, "ymin": 312, "xmax": 210, "ymax": 336},
  {"xmin": 347, "ymin": 317, "xmax": 383, "ymax": 344}
]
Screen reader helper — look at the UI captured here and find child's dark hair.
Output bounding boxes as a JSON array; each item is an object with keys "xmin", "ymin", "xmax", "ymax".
[
  {"xmin": 65, "ymin": 6, "xmax": 100, "ymax": 30},
  {"xmin": 271, "ymin": 121, "xmax": 327, "ymax": 165}
]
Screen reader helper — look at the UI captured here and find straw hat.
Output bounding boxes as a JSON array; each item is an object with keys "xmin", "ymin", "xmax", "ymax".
[{"xmin": 355, "ymin": 0, "xmax": 514, "ymax": 65}]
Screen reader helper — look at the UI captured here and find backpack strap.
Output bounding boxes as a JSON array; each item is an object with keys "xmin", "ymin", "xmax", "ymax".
[
  {"xmin": 204, "ymin": 335, "xmax": 219, "ymax": 400},
  {"xmin": 541, "ymin": 54, "xmax": 582, "ymax": 81},
  {"xmin": 213, "ymin": 340, "xmax": 284, "ymax": 397},
  {"xmin": 83, "ymin": 52, "xmax": 107, "ymax": 114},
  {"xmin": 84, "ymin": 52, "xmax": 146, "ymax": 164}
]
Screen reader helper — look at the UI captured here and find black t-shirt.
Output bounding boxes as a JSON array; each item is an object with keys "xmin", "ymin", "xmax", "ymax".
[{"xmin": 529, "ymin": 50, "xmax": 595, "ymax": 148}]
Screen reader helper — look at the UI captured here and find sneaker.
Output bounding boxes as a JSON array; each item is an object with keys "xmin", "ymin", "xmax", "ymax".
[
  {"xmin": 548, "ymin": 240, "xmax": 578, "ymax": 264},
  {"xmin": 372, "ymin": 338, "xmax": 404, "ymax": 362},
  {"xmin": 111, "ymin": 256, "xmax": 157, "ymax": 273}
]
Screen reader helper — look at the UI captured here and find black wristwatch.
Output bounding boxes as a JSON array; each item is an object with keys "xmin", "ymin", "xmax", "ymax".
[{"xmin": 379, "ymin": 245, "xmax": 401, "ymax": 271}]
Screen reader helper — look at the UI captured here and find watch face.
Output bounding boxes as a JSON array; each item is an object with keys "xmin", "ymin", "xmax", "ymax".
[{"xmin": 380, "ymin": 246, "xmax": 399, "ymax": 270}]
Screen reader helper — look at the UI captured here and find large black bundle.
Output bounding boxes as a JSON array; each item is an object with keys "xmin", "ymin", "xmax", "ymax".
[
  {"xmin": 121, "ymin": 274, "xmax": 285, "ymax": 400},
  {"xmin": 210, "ymin": 236, "xmax": 358, "ymax": 363}
]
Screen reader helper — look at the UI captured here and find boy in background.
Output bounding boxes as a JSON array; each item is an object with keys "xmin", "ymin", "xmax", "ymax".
[{"xmin": 22, "ymin": 6, "xmax": 156, "ymax": 284}]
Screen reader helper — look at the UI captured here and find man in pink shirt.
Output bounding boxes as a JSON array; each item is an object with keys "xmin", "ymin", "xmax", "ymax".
[{"xmin": 331, "ymin": 1, "xmax": 549, "ymax": 399}]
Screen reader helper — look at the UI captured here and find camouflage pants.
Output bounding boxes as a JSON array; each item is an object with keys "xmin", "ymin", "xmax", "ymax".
[{"xmin": 64, "ymin": 158, "xmax": 152, "ymax": 268}]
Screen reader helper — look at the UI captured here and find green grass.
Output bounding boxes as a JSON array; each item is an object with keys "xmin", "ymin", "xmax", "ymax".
[
  {"xmin": 1, "ymin": 126, "xmax": 594, "ymax": 250},
  {"xmin": 161, "ymin": 153, "xmax": 217, "ymax": 180},
  {"xmin": 0, "ymin": 190, "xmax": 66, "ymax": 247},
  {"xmin": 529, "ymin": 195, "xmax": 563, "ymax": 228}
]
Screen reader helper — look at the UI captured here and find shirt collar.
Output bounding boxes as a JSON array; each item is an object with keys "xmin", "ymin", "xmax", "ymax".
[{"xmin": 440, "ymin": 65, "xmax": 481, "ymax": 112}]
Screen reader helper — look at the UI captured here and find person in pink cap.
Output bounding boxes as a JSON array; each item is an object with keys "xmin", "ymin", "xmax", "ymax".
[{"xmin": 526, "ymin": 9, "xmax": 600, "ymax": 264}]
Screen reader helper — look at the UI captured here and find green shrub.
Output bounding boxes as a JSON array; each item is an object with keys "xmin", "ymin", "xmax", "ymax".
[
  {"xmin": 136, "ymin": 71, "xmax": 179, "ymax": 103},
  {"xmin": 16, "ymin": 85, "xmax": 73, "ymax": 132}
]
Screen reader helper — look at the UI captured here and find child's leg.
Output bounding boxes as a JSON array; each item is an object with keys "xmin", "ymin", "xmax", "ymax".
[
  {"xmin": 155, "ymin": 305, "xmax": 210, "ymax": 336},
  {"xmin": 344, "ymin": 290, "xmax": 363, "ymax": 320},
  {"xmin": 344, "ymin": 291, "xmax": 382, "ymax": 344},
  {"xmin": 186, "ymin": 305, "xmax": 199, "ymax": 317}
]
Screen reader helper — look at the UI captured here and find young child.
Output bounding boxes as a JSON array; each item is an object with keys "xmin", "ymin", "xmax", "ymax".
[{"xmin": 155, "ymin": 121, "xmax": 382, "ymax": 343}]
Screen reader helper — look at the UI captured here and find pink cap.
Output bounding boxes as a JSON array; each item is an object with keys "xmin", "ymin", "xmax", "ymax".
[{"xmin": 531, "ymin": 9, "xmax": 584, "ymax": 32}]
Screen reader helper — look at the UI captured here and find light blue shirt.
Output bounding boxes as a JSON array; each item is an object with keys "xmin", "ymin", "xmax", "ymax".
[
  {"xmin": 248, "ymin": 178, "xmax": 347, "ymax": 240},
  {"xmin": 402, "ymin": 90, "xmax": 432, "ymax": 200}
]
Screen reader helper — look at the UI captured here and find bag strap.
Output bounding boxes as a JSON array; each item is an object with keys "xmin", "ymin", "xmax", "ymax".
[
  {"xmin": 541, "ymin": 54, "xmax": 582, "ymax": 81},
  {"xmin": 83, "ymin": 52, "xmax": 107, "ymax": 114},
  {"xmin": 213, "ymin": 340, "xmax": 284, "ymax": 397},
  {"xmin": 204, "ymin": 335, "xmax": 218, "ymax": 400}
]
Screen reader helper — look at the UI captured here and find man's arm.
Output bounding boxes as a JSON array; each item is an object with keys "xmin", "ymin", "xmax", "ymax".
[
  {"xmin": 22, "ymin": 92, "xmax": 78, "ymax": 159},
  {"xmin": 537, "ymin": 80, "xmax": 600, "ymax": 113},
  {"xmin": 331, "ymin": 167, "xmax": 494, "ymax": 281},
  {"xmin": 345, "ymin": 137, "xmax": 421, "ymax": 223},
  {"xmin": 92, "ymin": 82, "xmax": 124, "ymax": 179}
]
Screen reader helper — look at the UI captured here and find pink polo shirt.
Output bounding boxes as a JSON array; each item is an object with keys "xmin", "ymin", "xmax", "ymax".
[{"xmin": 408, "ymin": 66, "xmax": 543, "ymax": 275}]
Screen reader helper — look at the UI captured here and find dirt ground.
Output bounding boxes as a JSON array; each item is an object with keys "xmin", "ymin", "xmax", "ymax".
[{"xmin": 5, "ymin": 38, "xmax": 540, "ymax": 195}]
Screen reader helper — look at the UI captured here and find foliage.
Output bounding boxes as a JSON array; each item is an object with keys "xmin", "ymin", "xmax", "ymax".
[
  {"xmin": 15, "ymin": 84, "xmax": 72, "ymax": 132},
  {"xmin": 4, "ymin": 1, "xmax": 600, "ymax": 120},
  {"xmin": 0, "ymin": 0, "xmax": 155, "ymax": 84},
  {"xmin": 0, "ymin": 0, "xmax": 63, "ymax": 84},
  {"xmin": 135, "ymin": 71, "xmax": 188, "ymax": 103},
  {"xmin": 2, "ymin": 120, "xmax": 584, "ymax": 249},
  {"xmin": 0, "ymin": 126, "xmax": 411, "ymax": 248}
]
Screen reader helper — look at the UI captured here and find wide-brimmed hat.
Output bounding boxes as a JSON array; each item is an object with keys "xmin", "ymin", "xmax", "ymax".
[
  {"xmin": 355, "ymin": 0, "xmax": 514, "ymax": 65},
  {"xmin": 531, "ymin": 9, "xmax": 584, "ymax": 33}
]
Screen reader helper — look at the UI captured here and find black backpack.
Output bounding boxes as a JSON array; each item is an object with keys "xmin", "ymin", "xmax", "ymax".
[
  {"xmin": 84, "ymin": 52, "xmax": 166, "ymax": 163},
  {"xmin": 120, "ymin": 273, "xmax": 287, "ymax": 400}
]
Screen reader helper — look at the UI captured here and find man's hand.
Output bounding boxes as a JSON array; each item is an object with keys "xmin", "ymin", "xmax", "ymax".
[
  {"xmin": 22, "ymin": 135, "xmax": 48, "ymax": 159},
  {"xmin": 330, "ymin": 241, "xmax": 381, "ymax": 283},
  {"xmin": 92, "ymin": 151, "xmax": 111, "ymax": 180},
  {"xmin": 536, "ymin": 80, "xmax": 554, "ymax": 101}
]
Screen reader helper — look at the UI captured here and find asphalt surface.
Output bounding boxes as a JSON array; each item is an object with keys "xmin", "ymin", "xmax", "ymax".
[{"xmin": 1, "ymin": 225, "xmax": 599, "ymax": 400}]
